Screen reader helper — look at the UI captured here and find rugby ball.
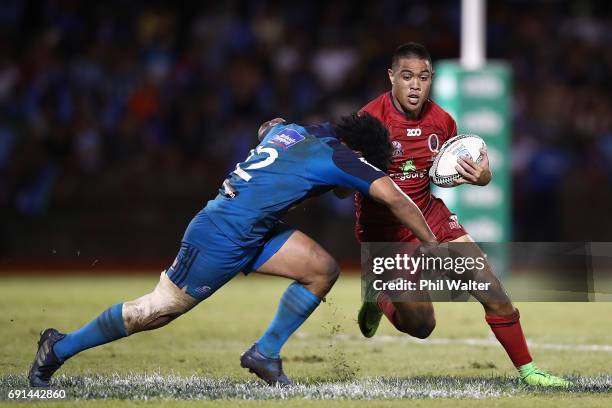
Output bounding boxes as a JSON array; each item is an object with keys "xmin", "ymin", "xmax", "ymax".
[{"xmin": 429, "ymin": 134, "xmax": 486, "ymax": 187}]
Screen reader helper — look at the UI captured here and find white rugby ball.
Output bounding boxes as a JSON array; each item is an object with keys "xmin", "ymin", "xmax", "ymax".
[{"xmin": 429, "ymin": 134, "xmax": 486, "ymax": 187}]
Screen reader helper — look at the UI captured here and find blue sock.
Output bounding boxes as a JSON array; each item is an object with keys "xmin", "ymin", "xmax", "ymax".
[
  {"xmin": 53, "ymin": 303, "xmax": 127, "ymax": 361},
  {"xmin": 256, "ymin": 282, "xmax": 321, "ymax": 359}
]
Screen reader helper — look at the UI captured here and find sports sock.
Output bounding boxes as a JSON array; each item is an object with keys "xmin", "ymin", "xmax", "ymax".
[
  {"xmin": 256, "ymin": 282, "xmax": 321, "ymax": 359},
  {"xmin": 376, "ymin": 292, "xmax": 401, "ymax": 329},
  {"xmin": 53, "ymin": 303, "xmax": 127, "ymax": 361},
  {"xmin": 485, "ymin": 308, "xmax": 532, "ymax": 367}
]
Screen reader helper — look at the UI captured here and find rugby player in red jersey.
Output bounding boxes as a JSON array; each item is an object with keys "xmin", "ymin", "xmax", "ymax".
[{"xmin": 355, "ymin": 43, "xmax": 570, "ymax": 386}]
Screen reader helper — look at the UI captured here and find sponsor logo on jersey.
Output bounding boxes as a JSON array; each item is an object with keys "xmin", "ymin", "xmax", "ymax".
[
  {"xmin": 428, "ymin": 133, "xmax": 439, "ymax": 153},
  {"xmin": 395, "ymin": 159, "xmax": 427, "ymax": 180},
  {"xmin": 406, "ymin": 128, "xmax": 422, "ymax": 137},
  {"xmin": 269, "ymin": 128, "xmax": 305, "ymax": 149},
  {"xmin": 400, "ymin": 159, "xmax": 416, "ymax": 173},
  {"xmin": 391, "ymin": 140, "xmax": 404, "ymax": 157}
]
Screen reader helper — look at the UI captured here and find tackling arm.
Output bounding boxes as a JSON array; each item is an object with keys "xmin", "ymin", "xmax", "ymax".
[{"xmin": 368, "ymin": 177, "xmax": 437, "ymax": 243}]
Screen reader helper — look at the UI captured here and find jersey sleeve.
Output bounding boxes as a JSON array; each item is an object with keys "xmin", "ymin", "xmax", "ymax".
[
  {"xmin": 324, "ymin": 142, "xmax": 386, "ymax": 195},
  {"xmin": 358, "ymin": 104, "xmax": 372, "ymax": 116},
  {"xmin": 358, "ymin": 95, "xmax": 384, "ymax": 121}
]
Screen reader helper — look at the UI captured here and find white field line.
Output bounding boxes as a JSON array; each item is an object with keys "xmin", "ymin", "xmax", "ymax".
[
  {"xmin": 0, "ymin": 374, "xmax": 516, "ymax": 399},
  {"xmin": 329, "ymin": 334, "xmax": 612, "ymax": 352}
]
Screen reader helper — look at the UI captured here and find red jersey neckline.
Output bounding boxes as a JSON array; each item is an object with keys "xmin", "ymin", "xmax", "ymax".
[{"xmin": 387, "ymin": 91, "xmax": 432, "ymax": 122}]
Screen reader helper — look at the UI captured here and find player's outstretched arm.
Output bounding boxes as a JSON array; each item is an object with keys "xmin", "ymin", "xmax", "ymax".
[{"xmin": 368, "ymin": 177, "xmax": 437, "ymax": 243}]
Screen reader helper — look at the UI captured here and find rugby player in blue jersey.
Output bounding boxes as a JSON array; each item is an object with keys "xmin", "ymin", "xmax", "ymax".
[{"xmin": 29, "ymin": 113, "xmax": 439, "ymax": 387}]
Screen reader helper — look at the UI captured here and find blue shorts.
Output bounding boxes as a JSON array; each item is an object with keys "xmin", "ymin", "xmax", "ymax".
[{"xmin": 166, "ymin": 212, "xmax": 295, "ymax": 301}]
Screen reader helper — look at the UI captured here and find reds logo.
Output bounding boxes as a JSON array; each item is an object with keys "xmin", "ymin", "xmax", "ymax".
[
  {"xmin": 428, "ymin": 134, "xmax": 440, "ymax": 153},
  {"xmin": 406, "ymin": 128, "xmax": 422, "ymax": 137}
]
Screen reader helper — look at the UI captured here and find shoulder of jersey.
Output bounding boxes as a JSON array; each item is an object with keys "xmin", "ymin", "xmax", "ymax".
[
  {"xmin": 359, "ymin": 92, "xmax": 389, "ymax": 119},
  {"xmin": 427, "ymin": 99, "xmax": 454, "ymax": 121},
  {"xmin": 422, "ymin": 99, "xmax": 456, "ymax": 136}
]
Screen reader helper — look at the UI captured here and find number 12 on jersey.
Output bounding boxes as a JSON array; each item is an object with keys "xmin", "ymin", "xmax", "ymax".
[{"xmin": 233, "ymin": 146, "xmax": 279, "ymax": 181}]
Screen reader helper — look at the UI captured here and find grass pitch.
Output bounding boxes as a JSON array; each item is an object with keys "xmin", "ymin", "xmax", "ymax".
[{"xmin": 0, "ymin": 272, "xmax": 610, "ymax": 407}]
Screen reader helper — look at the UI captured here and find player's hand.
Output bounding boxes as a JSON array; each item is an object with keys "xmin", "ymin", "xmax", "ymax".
[{"xmin": 452, "ymin": 148, "xmax": 491, "ymax": 186}]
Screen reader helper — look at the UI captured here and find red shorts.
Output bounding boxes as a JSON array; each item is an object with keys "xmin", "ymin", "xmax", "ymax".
[{"xmin": 357, "ymin": 197, "xmax": 467, "ymax": 243}]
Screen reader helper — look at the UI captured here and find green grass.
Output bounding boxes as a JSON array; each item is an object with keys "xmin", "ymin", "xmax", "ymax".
[{"xmin": 0, "ymin": 273, "xmax": 610, "ymax": 407}]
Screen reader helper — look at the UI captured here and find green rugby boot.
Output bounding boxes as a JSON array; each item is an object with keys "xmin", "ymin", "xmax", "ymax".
[
  {"xmin": 518, "ymin": 363, "xmax": 573, "ymax": 387},
  {"xmin": 358, "ymin": 280, "xmax": 383, "ymax": 338}
]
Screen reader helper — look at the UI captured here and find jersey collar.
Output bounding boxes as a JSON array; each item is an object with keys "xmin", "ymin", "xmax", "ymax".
[
  {"xmin": 387, "ymin": 91, "xmax": 431, "ymax": 121},
  {"xmin": 305, "ymin": 122, "xmax": 337, "ymax": 139}
]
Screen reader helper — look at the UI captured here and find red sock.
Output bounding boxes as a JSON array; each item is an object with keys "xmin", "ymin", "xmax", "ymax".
[
  {"xmin": 485, "ymin": 309, "xmax": 532, "ymax": 367},
  {"xmin": 376, "ymin": 292, "xmax": 401, "ymax": 330}
]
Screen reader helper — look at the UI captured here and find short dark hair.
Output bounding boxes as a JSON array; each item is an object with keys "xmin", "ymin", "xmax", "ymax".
[
  {"xmin": 391, "ymin": 42, "xmax": 432, "ymax": 70},
  {"xmin": 334, "ymin": 113, "xmax": 391, "ymax": 172}
]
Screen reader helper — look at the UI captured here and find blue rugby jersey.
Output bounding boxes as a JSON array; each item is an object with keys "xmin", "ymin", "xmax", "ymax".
[{"xmin": 202, "ymin": 122, "xmax": 385, "ymax": 246}]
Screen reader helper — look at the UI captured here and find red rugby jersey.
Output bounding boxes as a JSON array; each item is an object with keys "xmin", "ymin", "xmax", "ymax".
[{"xmin": 356, "ymin": 91, "xmax": 457, "ymax": 235}]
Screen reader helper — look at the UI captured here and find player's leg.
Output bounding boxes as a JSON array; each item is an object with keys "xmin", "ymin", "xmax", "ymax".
[
  {"xmin": 369, "ymin": 200, "xmax": 469, "ymax": 340},
  {"xmin": 450, "ymin": 233, "xmax": 570, "ymax": 386},
  {"xmin": 239, "ymin": 227, "xmax": 339, "ymax": 385},
  {"xmin": 359, "ymin": 232, "xmax": 437, "ymax": 339},
  {"xmin": 360, "ymin": 296, "xmax": 438, "ymax": 339},
  {"xmin": 254, "ymin": 229, "xmax": 339, "ymax": 296},
  {"xmin": 48, "ymin": 238, "xmax": 249, "ymax": 362},
  {"xmin": 49, "ymin": 238, "xmax": 223, "ymax": 365},
  {"xmin": 387, "ymin": 297, "xmax": 436, "ymax": 339},
  {"xmin": 254, "ymin": 229, "xmax": 339, "ymax": 354},
  {"xmin": 29, "ymin": 212, "xmax": 250, "ymax": 387},
  {"xmin": 28, "ymin": 270, "xmax": 199, "ymax": 387},
  {"xmin": 55, "ymin": 270, "xmax": 199, "ymax": 358},
  {"xmin": 448, "ymin": 234, "xmax": 530, "ymax": 364}
]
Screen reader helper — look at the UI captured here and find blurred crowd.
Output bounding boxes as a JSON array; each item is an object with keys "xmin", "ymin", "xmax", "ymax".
[{"xmin": 1, "ymin": 0, "xmax": 611, "ymax": 262}]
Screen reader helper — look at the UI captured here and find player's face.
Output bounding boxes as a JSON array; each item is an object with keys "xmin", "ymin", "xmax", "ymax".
[{"xmin": 388, "ymin": 57, "xmax": 433, "ymax": 118}]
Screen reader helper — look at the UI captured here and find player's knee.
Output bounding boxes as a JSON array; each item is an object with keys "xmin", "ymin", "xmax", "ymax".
[
  {"xmin": 410, "ymin": 318, "xmax": 436, "ymax": 339},
  {"xmin": 301, "ymin": 253, "xmax": 338, "ymax": 297},
  {"xmin": 123, "ymin": 295, "xmax": 174, "ymax": 334},
  {"xmin": 324, "ymin": 258, "xmax": 340, "ymax": 285},
  {"xmin": 396, "ymin": 311, "xmax": 436, "ymax": 339},
  {"xmin": 122, "ymin": 272, "xmax": 198, "ymax": 335},
  {"xmin": 314, "ymin": 255, "xmax": 339, "ymax": 288},
  {"xmin": 398, "ymin": 319, "xmax": 436, "ymax": 339}
]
